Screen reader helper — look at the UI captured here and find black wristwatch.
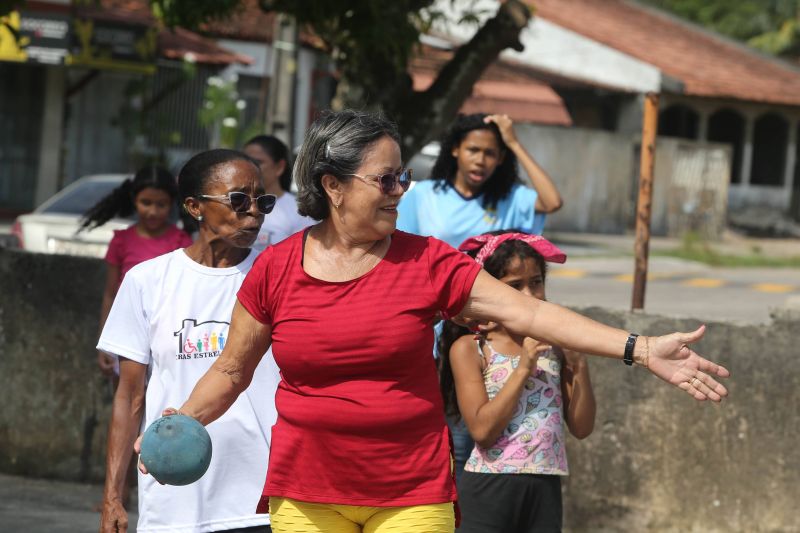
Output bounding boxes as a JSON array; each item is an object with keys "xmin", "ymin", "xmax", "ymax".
[{"xmin": 624, "ymin": 333, "xmax": 639, "ymax": 366}]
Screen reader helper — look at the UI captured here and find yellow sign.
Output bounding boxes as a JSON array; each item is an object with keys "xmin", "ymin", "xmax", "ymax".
[{"xmin": 0, "ymin": 11, "xmax": 30, "ymax": 62}]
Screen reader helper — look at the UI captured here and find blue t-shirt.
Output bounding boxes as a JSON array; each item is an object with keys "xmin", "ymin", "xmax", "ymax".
[{"xmin": 396, "ymin": 180, "xmax": 546, "ymax": 248}]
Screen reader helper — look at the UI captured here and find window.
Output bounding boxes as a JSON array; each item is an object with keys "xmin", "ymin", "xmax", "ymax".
[
  {"xmin": 750, "ymin": 113, "xmax": 788, "ymax": 186},
  {"xmin": 707, "ymin": 109, "xmax": 745, "ymax": 184},
  {"xmin": 658, "ymin": 104, "xmax": 699, "ymax": 139}
]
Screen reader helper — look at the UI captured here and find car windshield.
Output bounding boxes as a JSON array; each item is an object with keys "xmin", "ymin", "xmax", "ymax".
[{"xmin": 42, "ymin": 180, "xmax": 127, "ymax": 216}]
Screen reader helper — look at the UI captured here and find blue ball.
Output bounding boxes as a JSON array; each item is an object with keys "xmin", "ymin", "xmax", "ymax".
[{"xmin": 140, "ymin": 414, "xmax": 212, "ymax": 486}]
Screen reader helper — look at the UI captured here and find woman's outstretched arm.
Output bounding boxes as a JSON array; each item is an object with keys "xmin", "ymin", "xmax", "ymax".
[{"xmin": 460, "ymin": 270, "xmax": 730, "ymax": 402}]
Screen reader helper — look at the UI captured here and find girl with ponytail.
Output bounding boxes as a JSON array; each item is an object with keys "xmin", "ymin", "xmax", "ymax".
[
  {"xmin": 87, "ymin": 164, "xmax": 192, "ymax": 511},
  {"xmin": 87, "ymin": 165, "xmax": 192, "ymax": 378}
]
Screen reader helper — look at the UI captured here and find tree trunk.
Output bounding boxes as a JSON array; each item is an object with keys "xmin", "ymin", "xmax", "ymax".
[{"xmin": 390, "ymin": 0, "xmax": 532, "ymax": 157}]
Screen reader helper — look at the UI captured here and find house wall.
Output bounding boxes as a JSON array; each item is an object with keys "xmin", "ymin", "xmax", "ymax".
[
  {"xmin": 515, "ymin": 124, "xmax": 731, "ymax": 237},
  {"xmin": 62, "ymin": 69, "xmax": 134, "ymax": 184},
  {"xmin": 0, "ymin": 247, "xmax": 796, "ymax": 532},
  {"xmin": 431, "ymin": 0, "xmax": 661, "ymax": 93},
  {"xmin": 505, "ymin": 18, "xmax": 662, "ymax": 94}
]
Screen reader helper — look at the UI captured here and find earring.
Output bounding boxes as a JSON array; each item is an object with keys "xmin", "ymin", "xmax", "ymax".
[
  {"xmin": 197, "ymin": 215, "xmax": 203, "ymax": 222},
  {"xmin": 333, "ymin": 201, "xmax": 340, "ymax": 209}
]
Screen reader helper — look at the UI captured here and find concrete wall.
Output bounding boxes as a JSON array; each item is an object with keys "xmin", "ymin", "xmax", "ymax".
[
  {"xmin": 517, "ymin": 124, "xmax": 731, "ymax": 238},
  {"xmin": 0, "ymin": 248, "xmax": 797, "ymax": 532}
]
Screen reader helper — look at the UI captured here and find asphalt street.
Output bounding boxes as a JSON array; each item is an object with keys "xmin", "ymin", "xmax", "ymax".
[
  {"xmin": 546, "ymin": 251, "xmax": 799, "ymax": 324},
  {"xmin": 0, "ymin": 473, "xmax": 138, "ymax": 532}
]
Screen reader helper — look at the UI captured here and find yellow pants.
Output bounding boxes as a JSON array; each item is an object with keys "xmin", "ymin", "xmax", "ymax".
[{"xmin": 269, "ymin": 496, "xmax": 455, "ymax": 533}]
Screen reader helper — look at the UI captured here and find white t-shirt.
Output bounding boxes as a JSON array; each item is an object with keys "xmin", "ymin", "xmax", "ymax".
[
  {"xmin": 98, "ymin": 248, "xmax": 279, "ymax": 533},
  {"xmin": 252, "ymin": 191, "xmax": 314, "ymax": 251}
]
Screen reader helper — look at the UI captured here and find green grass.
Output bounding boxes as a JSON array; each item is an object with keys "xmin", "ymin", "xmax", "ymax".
[{"xmin": 653, "ymin": 231, "xmax": 800, "ymax": 268}]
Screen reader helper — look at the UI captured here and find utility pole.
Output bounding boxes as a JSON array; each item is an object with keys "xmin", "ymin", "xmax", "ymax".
[
  {"xmin": 632, "ymin": 92, "xmax": 659, "ymax": 310},
  {"xmin": 265, "ymin": 13, "xmax": 299, "ymax": 147}
]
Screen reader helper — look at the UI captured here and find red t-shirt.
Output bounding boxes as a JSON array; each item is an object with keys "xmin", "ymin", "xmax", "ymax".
[
  {"xmin": 237, "ymin": 230, "xmax": 481, "ymax": 508},
  {"xmin": 105, "ymin": 224, "xmax": 192, "ymax": 282}
]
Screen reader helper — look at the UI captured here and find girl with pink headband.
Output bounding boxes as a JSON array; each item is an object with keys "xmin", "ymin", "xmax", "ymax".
[{"xmin": 439, "ymin": 230, "xmax": 596, "ymax": 532}]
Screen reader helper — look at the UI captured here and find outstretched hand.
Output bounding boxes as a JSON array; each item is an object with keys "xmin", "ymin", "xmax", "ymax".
[{"xmin": 645, "ymin": 325, "xmax": 730, "ymax": 402}]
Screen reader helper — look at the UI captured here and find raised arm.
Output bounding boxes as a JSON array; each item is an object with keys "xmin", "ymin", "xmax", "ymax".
[
  {"xmin": 452, "ymin": 335, "xmax": 550, "ymax": 448},
  {"xmin": 485, "ymin": 114, "xmax": 563, "ymax": 213},
  {"xmin": 179, "ymin": 301, "xmax": 272, "ymax": 425},
  {"xmin": 460, "ymin": 270, "xmax": 730, "ymax": 402}
]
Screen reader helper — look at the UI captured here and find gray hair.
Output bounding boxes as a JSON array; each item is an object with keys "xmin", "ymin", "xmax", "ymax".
[{"xmin": 295, "ymin": 109, "xmax": 400, "ymax": 220}]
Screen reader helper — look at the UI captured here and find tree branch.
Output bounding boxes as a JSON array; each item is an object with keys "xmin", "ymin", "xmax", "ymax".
[{"xmin": 393, "ymin": 0, "xmax": 532, "ymax": 156}]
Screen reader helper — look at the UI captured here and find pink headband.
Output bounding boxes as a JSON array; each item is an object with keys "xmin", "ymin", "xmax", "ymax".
[{"xmin": 458, "ymin": 232, "xmax": 567, "ymax": 266}]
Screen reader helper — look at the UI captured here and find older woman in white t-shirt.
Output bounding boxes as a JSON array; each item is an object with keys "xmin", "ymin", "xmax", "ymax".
[
  {"xmin": 243, "ymin": 135, "xmax": 314, "ymax": 250},
  {"xmin": 98, "ymin": 149, "xmax": 280, "ymax": 533}
]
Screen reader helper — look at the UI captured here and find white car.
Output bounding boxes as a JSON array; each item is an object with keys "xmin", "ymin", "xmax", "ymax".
[
  {"xmin": 11, "ymin": 174, "xmax": 133, "ymax": 258},
  {"xmin": 407, "ymin": 142, "xmax": 440, "ymax": 182}
]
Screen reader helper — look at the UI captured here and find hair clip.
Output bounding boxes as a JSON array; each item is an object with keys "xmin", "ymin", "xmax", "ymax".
[{"xmin": 324, "ymin": 142, "xmax": 331, "ymax": 160}]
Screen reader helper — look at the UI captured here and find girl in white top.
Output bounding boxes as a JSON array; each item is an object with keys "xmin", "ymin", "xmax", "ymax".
[
  {"xmin": 243, "ymin": 135, "xmax": 314, "ymax": 250},
  {"xmin": 98, "ymin": 149, "xmax": 280, "ymax": 533}
]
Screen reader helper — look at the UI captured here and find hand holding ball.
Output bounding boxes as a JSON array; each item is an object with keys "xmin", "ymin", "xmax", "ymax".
[{"xmin": 139, "ymin": 414, "xmax": 212, "ymax": 485}]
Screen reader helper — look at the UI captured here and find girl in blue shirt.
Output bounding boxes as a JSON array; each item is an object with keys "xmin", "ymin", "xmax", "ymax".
[
  {"xmin": 398, "ymin": 113, "xmax": 565, "ymax": 483},
  {"xmin": 397, "ymin": 113, "xmax": 563, "ymax": 248}
]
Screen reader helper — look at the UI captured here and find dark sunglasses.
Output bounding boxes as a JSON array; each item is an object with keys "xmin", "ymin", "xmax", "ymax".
[
  {"xmin": 346, "ymin": 168, "xmax": 413, "ymax": 195},
  {"xmin": 199, "ymin": 192, "xmax": 277, "ymax": 214}
]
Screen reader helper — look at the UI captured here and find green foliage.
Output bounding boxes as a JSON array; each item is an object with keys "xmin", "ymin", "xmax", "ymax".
[
  {"xmin": 641, "ymin": 0, "xmax": 800, "ymax": 56},
  {"xmin": 150, "ymin": 0, "xmax": 243, "ymax": 28},
  {"xmin": 149, "ymin": 0, "xmax": 531, "ymax": 155},
  {"xmin": 197, "ymin": 74, "xmax": 256, "ymax": 149},
  {"xmin": 263, "ymin": 0, "xmax": 434, "ymax": 77},
  {"xmin": 0, "ymin": 1, "xmax": 24, "ymax": 18},
  {"xmin": 654, "ymin": 230, "xmax": 800, "ymax": 267}
]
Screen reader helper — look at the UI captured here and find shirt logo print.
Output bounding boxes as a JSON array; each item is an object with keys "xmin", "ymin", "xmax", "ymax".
[{"xmin": 174, "ymin": 318, "xmax": 230, "ymax": 360}]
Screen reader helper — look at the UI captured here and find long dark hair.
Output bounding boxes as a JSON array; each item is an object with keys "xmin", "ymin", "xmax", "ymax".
[
  {"xmin": 438, "ymin": 230, "xmax": 548, "ymax": 420},
  {"xmin": 430, "ymin": 113, "xmax": 520, "ymax": 210},
  {"xmin": 244, "ymin": 135, "xmax": 293, "ymax": 192},
  {"xmin": 80, "ymin": 165, "xmax": 178, "ymax": 231}
]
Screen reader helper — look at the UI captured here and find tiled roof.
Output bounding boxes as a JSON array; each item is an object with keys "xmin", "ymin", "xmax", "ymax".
[
  {"xmin": 411, "ymin": 45, "xmax": 572, "ymax": 126},
  {"xmin": 85, "ymin": 0, "xmax": 252, "ymax": 64},
  {"xmin": 531, "ymin": 0, "xmax": 800, "ymax": 106},
  {"xmin": 200, "ymin": 1, "xmax": 276, "ymax": 43},
  {"xmin": 160, "ymin": 27, "xmax": 253, "ymax": 65}
]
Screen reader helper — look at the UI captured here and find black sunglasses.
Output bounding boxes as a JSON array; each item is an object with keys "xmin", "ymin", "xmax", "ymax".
[
  {"xmin": 199, "ymin": 192, "xmax": 277, "ymax": 214},
  {"xmin": 346, "ymin": 168, "xmax": 413, "ymax": 195}
]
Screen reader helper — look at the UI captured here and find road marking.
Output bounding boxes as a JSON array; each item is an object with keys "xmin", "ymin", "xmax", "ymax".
[
  {"xmin": 682, "ymin": 278, "xmax": 726, "ymax": 288},
  {"xmin": 614, "ymin": 273, "xmax": 676, "ymax": 282},
  {"xmin": 549, "ymin": 269, "xmax": 587, "ymax": 278},
  {"xmin": 750, "ymin": 283, "xmax": 796, "ymax": 293}
]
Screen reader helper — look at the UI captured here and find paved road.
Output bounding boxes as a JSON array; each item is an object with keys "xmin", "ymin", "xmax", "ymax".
[
  {"xmin": 0, "ymin": 473, "xmax": 137, "ymax": 533},
  {"xmin": 547, "ymin": 248, "xmax": 799, "ymax": 323}
]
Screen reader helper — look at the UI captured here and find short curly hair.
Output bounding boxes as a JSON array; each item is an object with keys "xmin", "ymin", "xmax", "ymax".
[{"xmin": 294, "ymin": 110, "xmax": 400, "ymax": 220}]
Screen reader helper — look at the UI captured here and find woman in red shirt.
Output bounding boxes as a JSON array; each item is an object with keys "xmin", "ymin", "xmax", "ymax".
[{"xmin": 150, "ymin": 110, "xmax": 730, "ymax": 533}]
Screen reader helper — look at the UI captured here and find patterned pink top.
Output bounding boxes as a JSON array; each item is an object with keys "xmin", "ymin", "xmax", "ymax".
[{"xmin": 464, "ymin": 340, "xmax": 569, "ymax": 475}]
